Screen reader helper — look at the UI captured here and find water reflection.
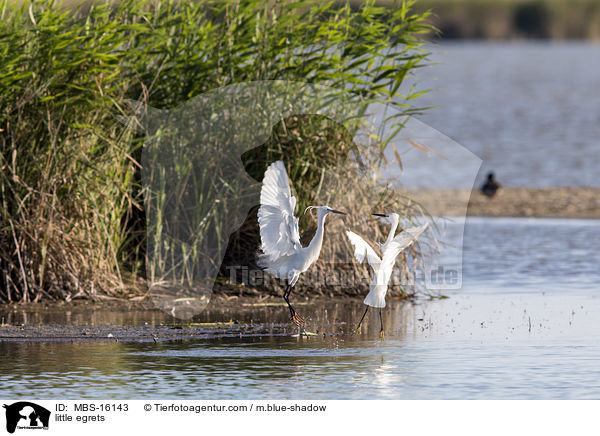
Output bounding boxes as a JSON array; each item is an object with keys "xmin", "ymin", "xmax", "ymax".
[
  {"xmin": 0, "ymin": 299, "xmax": 423, "ymax": 340},
  {"xmin": 2, "ymin": 218, "xmax": 600, "ymax": 399},
  {"xmin": 0, "ymin": 307, "xmax": 172, "ymax": 327},
  {"xmin": 2, "ymin": 294, "xmax": 600, "ymax": 399}
]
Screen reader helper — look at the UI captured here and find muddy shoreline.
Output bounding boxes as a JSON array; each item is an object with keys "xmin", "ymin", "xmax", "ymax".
[
  {"xmin": 409, "ymin": 187, "xmax": 600, "ymax": 219},
  {"xmin": 0, "ymin": 295, "xmax": 377, "ymax": 341}
]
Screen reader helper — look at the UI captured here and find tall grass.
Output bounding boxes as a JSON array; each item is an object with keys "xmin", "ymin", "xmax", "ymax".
[{"xmin": 0, "ymin": 0, "xmax": 434, "ymax": 303}]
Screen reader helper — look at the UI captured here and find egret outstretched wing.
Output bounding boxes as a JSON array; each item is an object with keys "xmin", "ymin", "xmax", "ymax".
[
  {"xmin": 258, "ymin": 161, "xmax": 302, "ymax": 263},
  {"xmin": 346, "ymin": 231, "xmax": 381, "ymax": 273},
  {"xmin": 381, "ymin": 223, "xmax": 428, "ymax": 268}
]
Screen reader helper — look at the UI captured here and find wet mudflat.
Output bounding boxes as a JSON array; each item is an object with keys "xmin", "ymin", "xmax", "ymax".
[
  {"xmin": 0, "ymin": 297, "xmax": 372, "ymax": 342},
  {"xmin": 0, "ymin": 301, "xmax": 347, "ymax": 342}
]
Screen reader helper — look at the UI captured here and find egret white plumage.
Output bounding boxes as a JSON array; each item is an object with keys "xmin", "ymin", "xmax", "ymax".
[
  {"xmin": 257, "ymin": 160, "xmax": 346, "ymax": 325},
  {"xmin": 346, "ymin": 213, "xmax": 428, "ymax": 337}
]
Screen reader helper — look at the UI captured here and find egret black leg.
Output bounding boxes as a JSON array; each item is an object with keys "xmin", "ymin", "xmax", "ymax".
[
  {"xmin": 282, "ymin": 284, "xmax": 293, "ymax": 316},
  {"xmin": 282, "ymin": 283, "xmax": 304, "ymax": 326},
  {"xmin": 355, "ymin": 306, "xmax": 369, "ymax": 333},
  {"xmin": 379, "ymin": 309, "xmax": 384, "ymax": 339}
]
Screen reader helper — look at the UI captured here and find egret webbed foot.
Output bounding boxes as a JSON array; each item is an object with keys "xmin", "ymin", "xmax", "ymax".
[
  {"xmin": 283, "ymin": 283, "xmax": 304, "ymax": 325},
  {"xmin": 291, "ymin": 312, "xmax": 305, "ymax": 326}
]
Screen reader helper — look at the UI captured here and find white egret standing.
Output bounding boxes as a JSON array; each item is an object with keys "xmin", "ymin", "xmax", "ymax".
[
  {"xmin": 257, "ymin": 160, "xmax": 346, "ymax": 325},
  {"xmin": 346, "ymin": 213, "xmax": 428, "ymax": 337}
]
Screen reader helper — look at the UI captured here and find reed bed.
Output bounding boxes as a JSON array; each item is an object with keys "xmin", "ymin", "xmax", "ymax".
[{"xmin": 0, "ymin": 0, "xmax": 434, "ymax": 303}]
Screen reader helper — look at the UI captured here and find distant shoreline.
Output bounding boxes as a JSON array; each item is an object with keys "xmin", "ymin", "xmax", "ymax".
[
  {"xmin": 408, "ymin": 188, "xmax": 600, "ymax": 219},
  {"xmin": 371, "ymin": 0, "xmax": 600, "ymax": 41}
]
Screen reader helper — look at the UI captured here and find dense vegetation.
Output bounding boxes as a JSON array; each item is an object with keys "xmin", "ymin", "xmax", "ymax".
[{"xmin": 0, "ymin": 0, "xmax": 433, "ymax": 303}]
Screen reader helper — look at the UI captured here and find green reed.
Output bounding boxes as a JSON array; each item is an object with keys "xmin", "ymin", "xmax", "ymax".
[{"xmin": 0, "ymin": 0, "xmax": 434, "ymax": 302}]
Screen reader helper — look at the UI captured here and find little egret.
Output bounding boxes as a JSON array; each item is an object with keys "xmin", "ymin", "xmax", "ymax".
[
  {"xmin": 346, "ymin": 213, "xmax": 428, "ymax": 337},
  {"xmin": 257, "ymin": 160, "xmax": 346, "ymax": 325}
]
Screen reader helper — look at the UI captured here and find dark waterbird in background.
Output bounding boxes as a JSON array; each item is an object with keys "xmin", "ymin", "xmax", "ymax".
[
  {"xmin": 481, "ymin": 172, "xmax": 502, "ymax": 198},
  {"xmin": 257, "ymin": 161, "xmax": 346, "ymax": 326}
]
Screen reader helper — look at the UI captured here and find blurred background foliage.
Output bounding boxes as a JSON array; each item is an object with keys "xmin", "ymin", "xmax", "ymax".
[{"xmin": 361, "ymin": 0, "xmax": 600, "ymax": 39}]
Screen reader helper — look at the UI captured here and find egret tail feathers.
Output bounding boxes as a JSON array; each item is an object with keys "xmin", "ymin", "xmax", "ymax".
[{"xmin": 363, "ymin": 285, "xmax": 387, "ymax": 308}]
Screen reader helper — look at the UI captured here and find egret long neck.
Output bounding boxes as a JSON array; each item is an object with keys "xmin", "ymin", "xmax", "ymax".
[
  {"xmin": 307, "ymin": 213, "xmax": 327, "ymax": 256},
  {"xmin": 383, "ymin": 218, "xmax": 399, "ymax": 248}
]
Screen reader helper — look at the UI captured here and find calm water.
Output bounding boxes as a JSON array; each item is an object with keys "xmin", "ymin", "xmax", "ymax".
[
  {"xmin": 408, "ymin": 42, "xmax": 600, "ymax": 188},
  {"xmin": 1, "ymin": 217, "xmax": 599, "ymax": 399}
]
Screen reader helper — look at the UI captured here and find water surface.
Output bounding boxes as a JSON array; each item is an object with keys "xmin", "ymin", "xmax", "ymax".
[
  {"xmin": 405, "ymin": 42, "xmax": 600, "ymax": 188},
  {"xmin": 1, "ymin": 217, "xmax": 599, "ymax": 399}
]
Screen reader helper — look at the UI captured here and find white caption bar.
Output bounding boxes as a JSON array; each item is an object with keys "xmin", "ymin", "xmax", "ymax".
[{"xmin": 0, "ymin": 400, "xmax": 597, "ymax": 435}]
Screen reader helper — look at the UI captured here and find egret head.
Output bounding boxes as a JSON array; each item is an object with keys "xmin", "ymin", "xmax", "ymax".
[
  {"xmin": 305, "ymin": 206, "xmax": 346, "ymax": 219},
  {"xmin": 372, "ymin": 212, "xmax": 400, "ymax": 223}
]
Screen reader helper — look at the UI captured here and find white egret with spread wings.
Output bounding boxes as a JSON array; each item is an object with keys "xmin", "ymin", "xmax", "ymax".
[
  {"xmin": 257, "ymin": 160, "xmax": 346, "ymax": 325},
  {"xmin": 346, "ymin": 213, "xmax": 428, "ymax": 337}
]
